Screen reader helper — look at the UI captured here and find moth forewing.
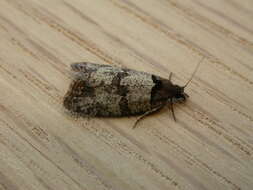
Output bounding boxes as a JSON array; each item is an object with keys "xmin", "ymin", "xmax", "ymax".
[{"xmin": 64, "ymin": 59, "xmax": 203, "ymax": 128}]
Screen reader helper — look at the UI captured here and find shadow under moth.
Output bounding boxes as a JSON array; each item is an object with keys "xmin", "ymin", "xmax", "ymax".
[{"xmin": 63, "ymin": 59, "xmax": 202, "ymax": 128}]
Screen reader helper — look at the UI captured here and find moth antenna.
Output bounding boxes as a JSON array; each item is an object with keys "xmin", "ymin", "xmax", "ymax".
[
  {"xmin": 169, "ymin": 72, "xmax": 172, "ymax": 81},
  {"xmin": 183, "ymin": 57, "xmax": 204, "ymax": 88}
]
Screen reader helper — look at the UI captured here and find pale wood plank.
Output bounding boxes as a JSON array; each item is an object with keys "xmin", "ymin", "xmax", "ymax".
[{"xmin": 0, "ymin": 0, "xmax": 253, "ymax": 189}]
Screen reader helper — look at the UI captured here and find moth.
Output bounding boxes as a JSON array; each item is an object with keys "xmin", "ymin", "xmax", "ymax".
[{"xmin": 63, "ymin": 59, "xmax": 202, "ymax": 128}]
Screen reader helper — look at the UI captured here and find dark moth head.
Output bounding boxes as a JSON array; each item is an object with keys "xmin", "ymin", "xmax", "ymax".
[
  {"xmin": 163, "ymin": 56, "xmax": 203, "ymax": 103},
  {"xmin": 151, "ymin": 76, "xmax": 188, "ymax": 104},
  {"xmin": 169, "ymin": 84, "xmax": 189, "ymax": 103}
]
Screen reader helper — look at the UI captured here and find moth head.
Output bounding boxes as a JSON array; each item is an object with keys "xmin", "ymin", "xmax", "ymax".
[
  {"xmin": 170, "ymin": 57, "xmax": 204, "ymax": 103},
  {"xmin": 170, "ymin": 85, "xmax": 188, "ymax": 103}
]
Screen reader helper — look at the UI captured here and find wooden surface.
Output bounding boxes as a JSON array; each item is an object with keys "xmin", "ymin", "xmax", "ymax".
[{"xmin": 0, "ymin": 0, "xmax": 253, "ymax": 189}]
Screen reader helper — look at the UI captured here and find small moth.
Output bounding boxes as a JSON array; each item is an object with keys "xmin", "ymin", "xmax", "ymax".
[{"xmin": 63, "ymin": 59, "xmax": 202, "ymax": 128}]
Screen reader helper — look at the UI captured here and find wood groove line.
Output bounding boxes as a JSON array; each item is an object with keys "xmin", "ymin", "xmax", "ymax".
[
  {"xmin": 181, "ymin": 105, "xmax": 253, "ymax": 157},
  {"xmin": 62, "ymin": 1, "xmax": 183, "ymax": 78},
  {"xmin": 0, "ymin": 0, "xmax": 252, "ymax": 189},
  {"xmin": 53, "ymin": 136, "xmax": 117, "ymax": 190},
  {"xmin": 80, "ymin": 122, "xmax": 182, "ymax": 189},
  {"xmin": 4, "ymin": 0, "xmax": 124, "ymax": 68},
  {"xmin": 194, "ymin": 78, "xmax": 253, "ymax": 122},
  {"xmin": 109, "ymin": 0, "xmax": 253, "ymax": 86},
  {"xmin": 0, "ymin": 118, "xmax": 87, "ymax": 190},
  {"xmin": 18, "ymin": 69, "xmax": 61, "ymax": 102},
  {"xmin": 149, "ymin": 128, "xmax": 242, "ymax": 190},
  {"xmin": 165, "ymin": 0, "xmax": 253, "ymax": 48},
  {"xmin": 193, "ymin": 0, "xmax": 253, "ymax": 37}
]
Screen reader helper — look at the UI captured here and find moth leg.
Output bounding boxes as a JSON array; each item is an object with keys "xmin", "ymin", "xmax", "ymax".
[
  {"xmin": 133, "ymin": 105, "xmax": 164, "ymax": 129},
  {"xmin": 170, "ymin": 98, "xmax": 177, "ymax": 121}
]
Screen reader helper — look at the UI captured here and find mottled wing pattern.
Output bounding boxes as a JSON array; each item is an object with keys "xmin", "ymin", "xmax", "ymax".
[{"xmin": 64, "ymin": 62, "xmax": 164, "ymax": 117}]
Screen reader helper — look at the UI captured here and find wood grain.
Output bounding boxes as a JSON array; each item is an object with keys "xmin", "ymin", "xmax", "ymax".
[{"xmin": 0, "ymin": 0, "xmax": 253, "ymax": 189}]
